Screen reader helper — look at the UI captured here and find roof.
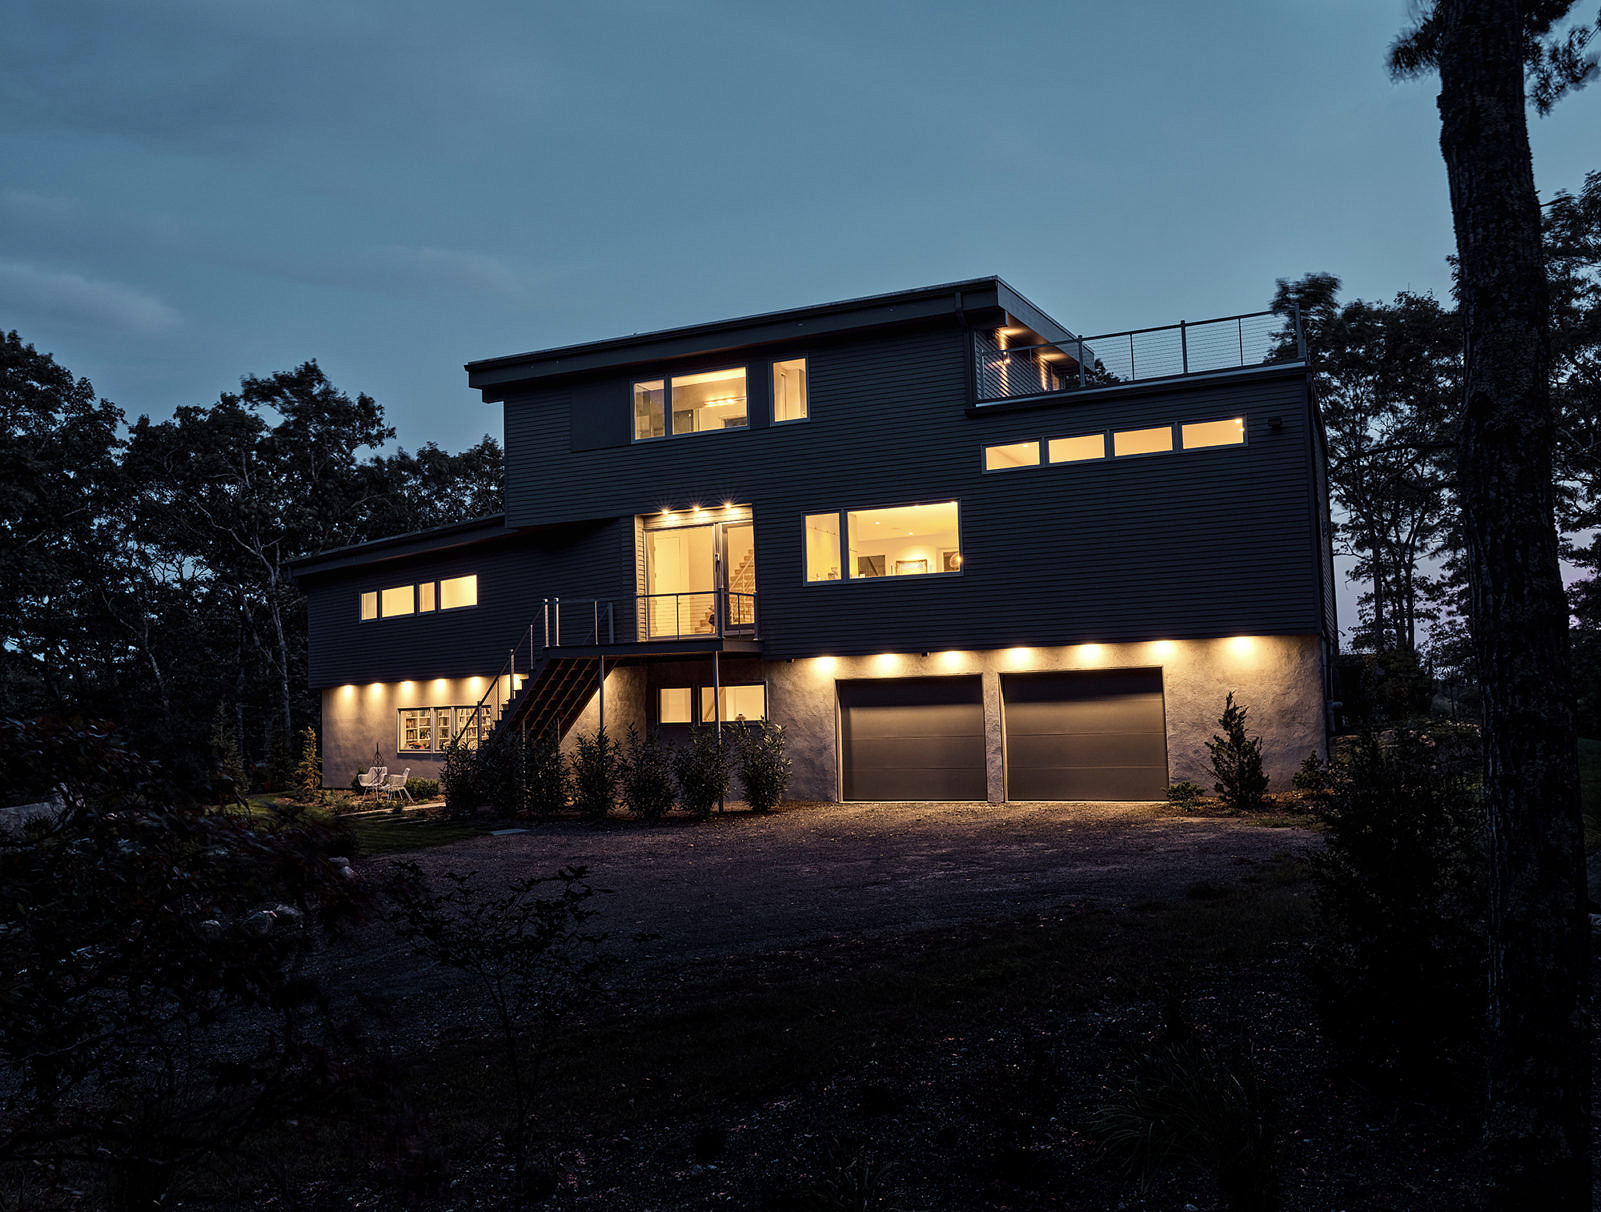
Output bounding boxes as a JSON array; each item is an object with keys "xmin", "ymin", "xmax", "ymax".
[
  {"xmin": 465, "ymin": 276, "xmax": 1076, "ymax": 401},
  {"xmin": 288, "ymin": 515, "xmax": 509, "ymax": 579}
]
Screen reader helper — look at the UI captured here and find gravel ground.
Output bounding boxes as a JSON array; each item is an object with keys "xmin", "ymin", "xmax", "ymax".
[{"xmin": 319, "ymin": 800, "xmax": 1318, "ymax": 1031}]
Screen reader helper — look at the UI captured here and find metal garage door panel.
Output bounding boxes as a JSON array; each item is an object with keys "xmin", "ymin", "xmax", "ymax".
[
  {"xmin": 839, "ymin": 678, "xmax": 986, "ymax": 801},
  {"xmin": 1002, "ymin": 669, "xmax": 1167, "ymax": 801}
]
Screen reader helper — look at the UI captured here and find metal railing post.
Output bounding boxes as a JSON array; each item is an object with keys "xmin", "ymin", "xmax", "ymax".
[
  {"xmin": 1128, "ymin": 332, "xmax": 1136, "ymax": 380},
  {"xmin": 607, "ymin": 602, "xmax": 615, "ymax": 643},
  {"xmin": 542, "ymin": 599, "xmax": 549, "ymax": 648},
  {"xmin": 553, "ymin": 597, "xmax": 561, "ymax": 647},
  {"xmin": 593, "ymin": 599, "xmax": 599, "ymax": 645},
  {"xmin": 714, "ymin": 588, "xmax": 723, "ymax": 637},
  {"xmin": 1239, "ymin": 317, "xmax": 1245, "ymax": 365},
  {"xmin": 1180, "ymin": 320, "xmax": 1188, "ymax": 375}
]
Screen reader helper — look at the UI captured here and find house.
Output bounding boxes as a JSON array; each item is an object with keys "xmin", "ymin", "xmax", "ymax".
[{"xmin": 290, "ymin": 278, "xmax": 1335, "ymax": 802}]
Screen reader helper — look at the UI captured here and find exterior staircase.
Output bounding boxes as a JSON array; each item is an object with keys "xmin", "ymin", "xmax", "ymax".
[{"xmin": 494, "ymin": 653, "xmax": 603, "ymax": 743}]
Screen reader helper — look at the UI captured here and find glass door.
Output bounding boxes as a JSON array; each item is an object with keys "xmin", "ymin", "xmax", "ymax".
[
  {"xmin": 722, "ymin": 521, "xmax": 755, "ymax": 633},
  {"xmin": 644, "ymin": 518, "xmax": 756, "ymax": 639}
]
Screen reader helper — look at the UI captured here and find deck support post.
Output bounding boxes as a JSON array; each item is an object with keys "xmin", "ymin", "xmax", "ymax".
[
  {"xmin": 714, "ymin": 648, "xmax": 723, "ymax": 813},
  {"xmin": 598, "ymin": 655, "xmax": 605, "ymax": 739}
]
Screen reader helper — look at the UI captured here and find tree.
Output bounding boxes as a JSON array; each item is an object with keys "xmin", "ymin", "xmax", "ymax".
[{"xmin": 1391, "ymin": 4, "xmax": 1597, "ymax": 1204}]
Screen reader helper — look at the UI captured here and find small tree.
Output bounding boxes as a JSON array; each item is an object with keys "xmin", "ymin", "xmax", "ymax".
[
  {"xmin": 1206, "ymin": 693, "xmax": 1269, "ymax": 812},
  {"xmin": 620, "ymin": 725, "xmax": 676, "ymax": 821},
  {"xmin": 523, "ymin": 727, "xmax": 568, "ymax": 819},
  {"xmin": 733, "ymin": 720, "xmax": 790, "ymax": 813},
  {"xmin": 386, "ymin": 864, "xmax": 608, "ymax": 1208},
  {"xmin": 293, "ymin": 724, "xmax": 323, "ymax": 802},
  {"xmin": 209, "ymin": 706, "xmax": 247, "ymax": 802},
  {"xmin": 674, "ymin": 725, "xmax": 730, "ymax": 819},
  {"xmin": 570, "ymin": 728, "xmax": 619, "ymax": 821}
]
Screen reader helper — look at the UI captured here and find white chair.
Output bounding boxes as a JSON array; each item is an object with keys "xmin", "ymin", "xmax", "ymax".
[
  {"xmin": 358, "ymin": 766, "xmax": 387, "ymax": 802},
  {"xmin": 382, "ymin": 769, "xmax": 413, "ymax": 805}
]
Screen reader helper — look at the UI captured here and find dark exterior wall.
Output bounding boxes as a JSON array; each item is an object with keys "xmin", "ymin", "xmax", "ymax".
[
  {"xmin": 300, "ymin": 520, "xmax": 631, "ymax": 687},
  {"xmin": 498, "ymin": 321, "xmax": 1324, "ymax": 660}
]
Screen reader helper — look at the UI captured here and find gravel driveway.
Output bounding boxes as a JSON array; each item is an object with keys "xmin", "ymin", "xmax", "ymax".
[{"xmin": 322, "ymin": 801, "xmax": 1318, "ymax": 1030}]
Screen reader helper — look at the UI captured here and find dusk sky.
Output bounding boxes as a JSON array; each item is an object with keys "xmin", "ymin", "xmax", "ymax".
[{"xmin": 3, "ymin": 0, "xmax": 1596, "ymax": 460}]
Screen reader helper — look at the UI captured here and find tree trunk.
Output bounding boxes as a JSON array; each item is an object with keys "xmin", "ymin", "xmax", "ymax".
[{"xmin": 1434, "ymin": 2, "xmax": 1589, "ymax": 1205}]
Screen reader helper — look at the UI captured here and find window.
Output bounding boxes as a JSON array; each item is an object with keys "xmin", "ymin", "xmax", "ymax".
[
  {"xmin": 1112, "ymin": 425, "xmax": 1174, "ymax": 457},
  {"xmin": 984, "ymin": 440, "xmax": 1040, "ymax": 471},
  {"xmin": 1048, "ymin": 433, "xmax": 1107, "ymax": 463},
  {"xmin": 773, "ymin": 358, "xmax": 808, "ymax": 423},
  {"xmin": 1181, "ymin": 417, "xmax": 1246, "ymax": 449},
  {"xmin": 440, "ymin": 574, "xmax": 477, "ymax": 610},
  {"xmin": 635, "ymin": 367, "xmax": 748, "ymax": 439},
  {"xmin": 397, "ymin": 705, "xmax": 484, "ymax": 753},
  {"xmin": 398, "ymin": 707, "xmax": 434, "ymax": 752},
  {"xmin": 381, "ymin": 584, "xmax": 414, "ymax": 617},
  {"xmin": 660, "ymin": 687, "xmax": 693, "ymax": 724},
  {"xmin": 845, "ymin": 501, "xmax": 960, "ymax": 579},
  {"xmin": 419, "ymin": 581, "xmax": 436, "ymax": 612},
  {"xmin": 699, "ymin": 684, "xmax": 767, "ymax": 723},
  {"xmin": 360, "ymin": 591, "xmax": 377, "ymax": 621},
  {"xmin": 805, "ymin": 512, "xmax": 842, "ymax": 581}
]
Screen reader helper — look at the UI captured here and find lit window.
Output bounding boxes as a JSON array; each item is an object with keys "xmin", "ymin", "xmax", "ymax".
[
  {"xmin": 440, "ymin": 574, "xmax": 477, "ymax": 610},
  {"xmin": 671, "ymin": 367, "xmax": 747, "ymax": 435},
  {"xmin": 660, "ymin": 687, "xmax": 693, "ymax": 724},
  {"xmin": 846, "ymin": 501, "xmax": 960, "ymax": 579},
  {"xmin": 419, "ymin": 582, "xmax": 436, "ymax": 612},
  {"xmin": 381, "ymin": 585, "xmax": 414, "ymax": 617},
  {"xmin": 398, "ymin": 707, "xmax": 433, "ymax": 752},
  {"xmin": 633, "ymin": 379, "xmax": 666, "ymax": 440},
  {"xmin": 805, "ymin": 512, "xmax": 842, "ymax": 582},
  {"xmin": 1182, "ymin": 417, "xmax": 1246, "ymax": 449},
  {"xmin": 1113, "ymin": 426, "xmax": 1174, "ymax": 457},
  {"xmin": 984, "ymin": 440, "xmax": 1040, "ymax": 471},
  {"xmin": 700, "ymin": 684, "xmax": 767, "ymax": 723},
  {"xmin": 773, "ymin": 358, "xmax": 808, "ymax": 423},
  {"xmin": 1048, "ymin": 433, "xmax": 1106, "ymax": 463},
  {"xmin": 397, "ymin": 705, "xmax": 484, "ymax": 754},
  {"xmin": 360, "ymin": 591, "xmax": 377, "ymax": 621}
]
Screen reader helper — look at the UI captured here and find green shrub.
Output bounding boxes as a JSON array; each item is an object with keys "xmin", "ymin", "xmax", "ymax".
[
  {"xmin": 1207, "ymin": 693, "xmax": 1269, "ymax": 812},
  {"xmin": 1290, "ymin": 750, "xmax": 1329, "ymax": 793},
  {"xmin": 674, "ymin": 725, "xmax": 730, "ymax": 819},
  {"xmin": 733, "ymin": 720, "xmax": 789, "ymax": 813},
  {"xmin": 1310, "ymin": 727, "xmax": 1486, "ymax": 1089},
  {"xmin": 1165, "ymin": 780, "xmax": 1205, "ymax": 810},
  {"xmin": 405, "ymin": 777, "xmax": 441, "ymax": 801},
  {"xmin": 477, "ymin": 728, "xmax": 524, "ymax": 817},
  {"xmin": 523, "ymin": 727, "xmax": 568, "ymax": 818},
  {"xmin": 349, "ymin": 771, "xmax": 365, "ymax": 793},
  {"xmin": 570, "ymin": 728, "xmax": 619, "ymax": 821},
  {"xmin": 293, "ymin": 725, "xmax": 323, "ymax": 803},
  {"xmin": 210, "ymin": 706, "xmax": 247, "ymax": 801},
  {"xmin": 440, "ymin": 740, "xmax": 483, "ymax": 818},
  {"xmin": 620, "ymin": 726, "xmax": 676, "ymax": 821}
]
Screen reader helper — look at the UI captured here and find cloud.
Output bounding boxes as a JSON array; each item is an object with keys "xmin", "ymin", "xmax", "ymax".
[{"xmin": 0, "ymin": 260, "xmax": 181, "ymax": 334}]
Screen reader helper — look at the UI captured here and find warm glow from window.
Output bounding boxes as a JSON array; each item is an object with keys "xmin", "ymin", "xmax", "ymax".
[
  {"xmin": 440, "ymin": 574, "xmax": 477, "ymax": 610},
  {"xmin": 1113, "ymin": 426, "xmax": 1174, "ymax": 457},
  {"xmin": 805, "ymin": 512, "xmax": 842, "ymax": 582},
  {"xmin": 700, "ymin": 684, "xmax": 767, "ymax": 723},
  {"xmin": 670, "ymin": 367, "xmax": 747, "ymax": 436},
  {"xmin": 773, "ymin": 358, "xmax": 808, "ymax": 423},
  {"xmin": 419, "ymin": 582, "xmax": 436, "ymax": 612},
  {"xmin": 1182, "ymin": 417, "xmax": 1246, "ymax": 449},
  {"xmin": 1048, "ymin": 433, "xmax": 1106, "ymax": 463},
  {"xmin": 360, "ymin": 591, "xmax": 377, "ymax": 621},
  {"xmin": 846, "ymin": 502, "xmax": 960, "ymax": 579},
  {"xmin": 660, "ymin": 687, "xmax": 693, "ymax": 724},
  {"xmin": 381, "ymin": 585, "xmax": 414, "ymax": 617},
  {"xmin": 984, "ymin": 440, "xmax": 1040, "ymax": 471}
]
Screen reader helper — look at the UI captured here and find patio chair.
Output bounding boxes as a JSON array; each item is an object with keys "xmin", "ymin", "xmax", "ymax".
[
  {"xmin": 383, "ymin": 769, "xmax": 413, "ymax": 805},
  {"xmin": 358, "ymin": 766, "xmax": 387, "ymax": 802}
]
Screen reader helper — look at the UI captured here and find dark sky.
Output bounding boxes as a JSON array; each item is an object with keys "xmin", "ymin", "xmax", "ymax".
[{"xmin": 2, "ymin": 0, "xmax": 1595, "ymax": 458}]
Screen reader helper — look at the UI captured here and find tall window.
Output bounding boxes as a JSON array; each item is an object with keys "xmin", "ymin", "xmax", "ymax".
[
  {"xmin": 805, "ymin": 513, "xmax": 842, "ymax": 581},
  {"xmin": 634, "ymin": 367, "xmax": 748, "ymax": 439},
  {"xmin": 772, "ymin": 358, "xmax": 808, "ymax": 423}
]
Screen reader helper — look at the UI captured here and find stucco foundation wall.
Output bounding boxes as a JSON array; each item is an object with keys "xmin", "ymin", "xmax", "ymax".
[
  {"xmin": 559, "ymin": 665, "xmax": 646, "ymax": 757},
  {"xmin": 321, "ymin": 675, "xmax": 505, "ymax": 788}
]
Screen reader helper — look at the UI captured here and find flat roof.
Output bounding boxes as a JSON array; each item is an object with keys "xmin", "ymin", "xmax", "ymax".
[{"xmin": 288, "ymin": 515, "xmax": 508, "ymax": 579}]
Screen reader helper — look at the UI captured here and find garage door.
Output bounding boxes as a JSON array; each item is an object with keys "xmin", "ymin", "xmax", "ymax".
[
  {"xmin": 838, "ymin": 677, "xmax": 986, "ymax": 801},
  {"xmin": 1002, "ymin": 669, "xmax": 1167, "ymax": 801}
]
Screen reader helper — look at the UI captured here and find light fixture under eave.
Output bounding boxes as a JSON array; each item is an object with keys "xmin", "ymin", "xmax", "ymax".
[
  {"xmin": 939, "ymin": 650, "xmax": 963, "ymax": 669},
  {"xmin": 815, "ymin": 656, "xmax": 838, "ymax": 674},
  {"xmin": 1228, "ymin": 635, "xmax": 1255, "ymax": 656},
  {"xmin": 1005, "ymin": 646, "xmax": 1034, "ymax": 667}
]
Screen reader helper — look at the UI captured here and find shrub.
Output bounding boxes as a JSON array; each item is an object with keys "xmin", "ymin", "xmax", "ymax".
[
  {"xmin": 1165, "ymin": 780, "xmax": 1205, "ymax": 810},
  {"xmin": 1290, "ymin": 749, "xmax": 1330, "ymax": 794},
  {"xmin": 674, "ymin": 725, "xmax": 730, "ymax": 819},
  {"xmin": 570, "ymin": 728, "xmax": 619, "ymax": 821},
  {"xmin": 477, "ymin": 728, "xmax": 524, "ymax": 818},
  {"xmin": 523, "ymin": 727, "xmax": 568, "ymax": 818},
  {"xmin": 620, "ymin": 726, "xmax": 676, "ymax": 821},
  {"xmin": 733, "ymin": 720, "xmax": 790, "ymax": 813},
  {"xmin": 405, "ymin": 777, "xmax": 441, "ymax": 801},
  {"xmin": 293, "ymin": 725, "xmax": 323, "ymax": 802},
  {"xmin": 210, "ymin": 706, "xmax": 247, "ymax": 802},
  {"xmin": 350, "ymin": 770, "xmax": 365, "ymax": 793},
  {"xmin": 440, "ymin": 740, "xmax": 483, "ymax": 818},
  {"xmin": 1207, "ymin": 692, "xmax": 1269, "ymax": 813},
  {"xmin": 1310, "ymin": 727, "xmax": 1485, "ymax": 1089}
]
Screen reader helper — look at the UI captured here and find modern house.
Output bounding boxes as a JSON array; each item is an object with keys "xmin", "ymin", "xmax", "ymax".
[{"xmin": 291, "ymin": 278, "xmax": 1335, "ymax": 802}]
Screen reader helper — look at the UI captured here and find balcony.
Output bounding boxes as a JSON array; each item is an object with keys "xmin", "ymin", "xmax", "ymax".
[
  {"xmin": 974, "ymin": 309, "xmax": 1306, "ymax": 405},
  {"xmin": 542, "ymin": 590, "xmax": 758, "ymax": 651}
]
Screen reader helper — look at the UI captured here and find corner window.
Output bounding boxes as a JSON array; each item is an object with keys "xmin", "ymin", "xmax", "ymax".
[
  {"xmin": 700, "ymin": 684, "xmax": 767, "ymax": 723},
  {"xmin": 846, "ymin": 501, "xmax": 960, "ymax": 579},
  {"xmin": 1112, "ymin": 425, "xmax": 1174, "ymax": 457},
  {"xmin": 440, "ymin": 574, "xmax": 477, "ymax": 610},
  {"xmin": 805, "ymin": 512, "xmax": 842, "ymax": 582},
  {"xmin": 381, "ymin": 585, "xmax": 414, "ymax": 617},
  {"xmin": 773, "ymin": 358, "xmax": 808, "ymax": 423},
  {"xmin": 1048, "ymin": 433, "xmax": 1107, "ymax": 463},
  {"xmin": 1181, "ymin": 417, "xmax": 1246, "ymax": 449},
  {"xmin": 659, "ymin": 687, "xmax": 693, "ymax": 724},
  {"xmin": 984, "ymin": 440, "xmax": 1040, "ymax": 471},
  {"xmin": 635, "ymin": 367, "xmax": 748, "ymax": 439},
  {"xmin": 360, "ymin": 591, "xmax": 377, "ymax": 621}
]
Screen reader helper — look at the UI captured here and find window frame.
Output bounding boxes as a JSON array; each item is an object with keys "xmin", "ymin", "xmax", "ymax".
[
  {"xmin": 804, "ymin": 500, "xmax": 965, "ymax": 586},
  {"xmin": 982, "ymin": 439, "xmax": 1042, "ymax": 473},
  {"xmin": 439, "ymin": 574, "xmax": 478, "ymax": 612},
  {"xmin": 1179, "ymin": 415, "xmax": 1249, "ymax": 451},
  {"xmin": 630, "ymin": 365, "xmax": 750, "ymax": 443},
  {"xmin": 396, "ymin": 704, "xmax": 487, "ymax": 755},
  {"xmin": 1111, "ymin": 424, "xmax": 1176, "ymax": 459},
  {"xmin": 771, "ymin": 356, "xmax": 809, "ymax": 425},
  {"xmin": 698, "ymin": 683, "xmax": 768, "ymax": 724}
]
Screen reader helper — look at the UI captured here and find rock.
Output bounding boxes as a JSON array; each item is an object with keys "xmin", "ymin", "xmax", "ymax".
[
  {"xmin": 269, "ymin": 903, "xmax": 304, "ymax": 926},
  {"xmin": 243, "ymin": 910, "xmax": 275, "ymax": 936},
  {"xmin": 198, "ymin": 919, "xmax": 223, "ymax": 939}
]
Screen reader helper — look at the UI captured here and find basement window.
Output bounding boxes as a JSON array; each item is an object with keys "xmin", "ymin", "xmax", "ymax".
[{"xmin": 700, "ymin": 684, "xmax": 767, "ymax": 723}]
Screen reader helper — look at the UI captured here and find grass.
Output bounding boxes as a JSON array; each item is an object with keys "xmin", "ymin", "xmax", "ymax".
[{"xmin": 233, "ymin": 794, "xmax": 499, "ymax": 856}]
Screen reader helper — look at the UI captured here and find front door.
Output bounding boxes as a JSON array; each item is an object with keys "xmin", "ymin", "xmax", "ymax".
[{"xmin": 644, "ymin": 518, "xmax": 755, "ymax": 639}]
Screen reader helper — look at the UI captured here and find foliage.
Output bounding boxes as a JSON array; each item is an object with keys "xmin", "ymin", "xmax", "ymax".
[
  {"xmin": 1290, "ymin": 751, "xmax": 1331, "ymax": 796},
  {"xmin": 733, "ymin": 720, "xmax": 791, "ymax": 813},
  {"xmin": 523, "ymin": 727, "xmax": 568, "ymax": 818},
  {"xmin": 570, "ymin": 728, "xmax": 619, "ymax": 820},
  {"xmin": 0, "ymin": 717, "xmax": 365, "ymax": 1210},
  {"xmin": 1165, "ymin": 781, "xmax": 1205, "ymax": 810},
  {"xmin": 1310, "ymin": 727, "xmax": 1486, "ymax": 1088},
  {"xmin": 210, "ymin": 705, "xmax": 248, "ymax": 801},
  {"xmin": 674, "ymin": 725, "xmax": 731, "ymax": 819},
  {"xmin": 1206, "ymin": 694, "xmax": 1269, "ymax": 813},
  {"xmin": 385, "ymin": 863, "xmax": 608, "ymax": 1207},
  {"xmin": 293, "ymin": 724, "xmax": 323, "ymax": 801},
  {"xmin": 476, "ymin": 727, "xmax": 525, "ymax": 818},
  {"xmin": 620, "ymin": 725, "xmax": 676, "ymax": 821},
  {"xmin": 440, "ymin": 739, "xmax": 483, "ymax": 818},
  {"xmin": 405, "ymin": 776, "xmax": 441, "ymax": 800}
]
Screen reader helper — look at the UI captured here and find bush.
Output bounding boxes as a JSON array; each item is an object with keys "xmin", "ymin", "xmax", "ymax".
[
  {"xmin": 477, "ymin": 728, "xmax": 524, "ymax": 817},
  {"xmin": 293, "ymin": 725, "xmax": 323, "ymax": 802},
  {"xmin": 1310, "ymin": 727, "xmax": 1486, "ymax": 1089},
  {"xmin": 733, "ymin": 720, "xmax": 790, "ymax": 813},
  {"xmin": 1207, "ymin": 693, "xmax": 1269, "ymax": 813},
  {"xmin": 523, "ymin": 727, "xmax": 568, "ymax": 818},
  {"xmin": 674, "ymin": 725, "xmax": 730, "ymax": 819},
  {"xmin": 405, "ymin": 777, "xmax": 441, "ymax": 801},
  {"xmin": 620, "ymin": 726, "xmax": 676, "ymax": 821},
  {"xmin": 441, "ymin": 740, "xmax": 483, "ymax": 818},
  {"xmin": 1290, "ymin": 750, "xmax": 1330, "ymax": 795},
  {"xmin": 571, "ymin": 728, "xmax": 619, "ymax": 820},
  {"xmin": 1165, "ymin": 780, "xmax": 1205, "ymax": 810}
]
